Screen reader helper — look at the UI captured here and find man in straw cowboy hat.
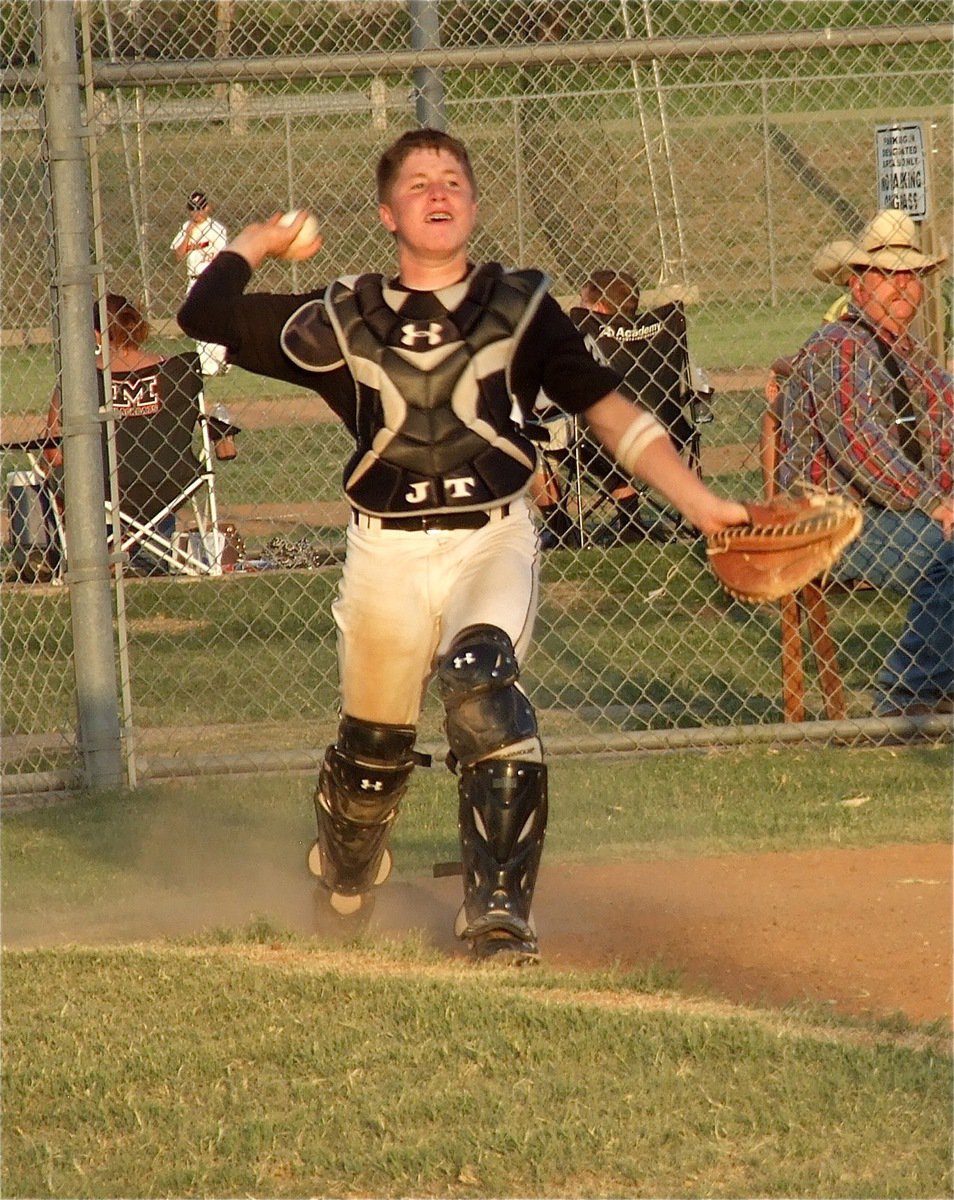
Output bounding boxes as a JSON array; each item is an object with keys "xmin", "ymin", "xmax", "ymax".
[{"xmin": 775, "ymin": 207, "xmax": 952, "ymax": 718}]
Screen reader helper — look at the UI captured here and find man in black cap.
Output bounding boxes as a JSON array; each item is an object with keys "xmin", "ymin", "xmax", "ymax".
[{"xmin": 170, "ymin": 191, "xmax": 229, "ymax": 376}]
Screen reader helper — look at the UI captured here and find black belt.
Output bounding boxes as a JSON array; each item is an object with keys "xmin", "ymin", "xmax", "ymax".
[{"xmin": 352, "ymin": 504, "xmax": 510, "ymax": 532}]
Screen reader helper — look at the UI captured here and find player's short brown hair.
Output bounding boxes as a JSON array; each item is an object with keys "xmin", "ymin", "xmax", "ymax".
[
  {"xmin": 375, "ymin": 128, "xmax": 478, "ymax": 203},
  {"xmin": 580, "ymin": 270, "xmax": 641, "ymax": 318}
]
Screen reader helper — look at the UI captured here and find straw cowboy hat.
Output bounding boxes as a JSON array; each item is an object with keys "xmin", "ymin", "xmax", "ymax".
[{"xmin": 812, "ymin": 208, "xmax": 948, "ymax": 285}]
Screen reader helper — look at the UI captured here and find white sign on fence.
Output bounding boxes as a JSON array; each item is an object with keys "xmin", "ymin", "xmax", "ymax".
[{"xmin": 875, "ymin": 122, "xmax": 929, "ymax": 219}]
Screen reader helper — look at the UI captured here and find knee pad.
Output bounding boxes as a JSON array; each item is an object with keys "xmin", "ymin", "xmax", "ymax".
[
  {"xmin": 455, "ymin": 758, "xmax": 548, "ymax": 943},
  {"xmin": 310, "ymin": 714, "xmax": 417, "ymax": 897},
  {"xmin": 437, "ymin": 624, "xmax": 539, "ymax": 769},
  {"xmin": 319, "ymin": 714, "xmax": 417, "ymax": 821}
]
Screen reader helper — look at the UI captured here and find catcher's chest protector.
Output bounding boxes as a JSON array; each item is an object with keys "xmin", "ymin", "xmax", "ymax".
[{"xmin": 325, "ymin": 265, "xmax": 547, "ymax": 516}]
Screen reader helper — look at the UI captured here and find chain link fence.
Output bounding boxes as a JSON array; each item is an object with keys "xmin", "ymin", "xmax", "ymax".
[{"xmin": 2, "ymin": 1, "xmax": 952, "ymax": 796}]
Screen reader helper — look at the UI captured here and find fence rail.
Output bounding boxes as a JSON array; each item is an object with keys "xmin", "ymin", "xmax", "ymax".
[
  {"xmin": 4, "ymin": 21, "xmax": 950, "ymax": 92},
  {"xmin": 2, "ymin": 86, "xmax": 415, "ymax": 133}
]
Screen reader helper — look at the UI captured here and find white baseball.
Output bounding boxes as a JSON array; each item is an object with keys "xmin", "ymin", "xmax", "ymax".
[{"xmin": 276, "ymin": 209, "xmax": 320, "ymax": 259}]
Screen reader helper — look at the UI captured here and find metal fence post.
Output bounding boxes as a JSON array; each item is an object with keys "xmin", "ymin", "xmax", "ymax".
[
  {"xmin": 408, "ymin": 0, "xmax": 445, "ymax": 131},
  {"xmin": 761, "ymin": 78, "xmax": 779, "ymax": 309},
  {"xmin": 40, "ymin": 0, "xmax": 123, "ymax": 790},
  {"xmin": 101, "ymin": 2, "xmax": 151, "ymax": 320}
]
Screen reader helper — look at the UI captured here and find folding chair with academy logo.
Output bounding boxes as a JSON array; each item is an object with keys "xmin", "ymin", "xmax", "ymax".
[{"xmin": 534, "ymin": 300, "xmax": 713, "ymax": 547}]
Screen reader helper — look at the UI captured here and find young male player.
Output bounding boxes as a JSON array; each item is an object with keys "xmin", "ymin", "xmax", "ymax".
[{"xmin": 179, "ymin": 128, "xmax": 747, "ymax": 964}]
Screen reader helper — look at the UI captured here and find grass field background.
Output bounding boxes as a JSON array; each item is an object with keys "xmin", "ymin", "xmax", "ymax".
[
  {"xmin": 1, "ymin": 533, "xmax": 905, "ymax": 762},
  {"xmin": 2, "ymin": 745, "xmax": 951, "ymax": 1198},
  {"xmin": 3, "ymin": 9, "xmax": 950, "ymax": 783},
  {"xmin": 0, "ymin": 313, "xmax": 906, "ymax": 768}
]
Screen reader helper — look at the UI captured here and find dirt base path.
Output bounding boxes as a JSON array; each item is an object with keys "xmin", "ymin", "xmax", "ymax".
[
  {"xmin": 7, "ymin": 842, "xmax": 948, "ymax": 1027},
  {"xmin": 375, "ymin": 843, "xmax": 952, "ymax": 1026},
  {"xmin": 542, "ymin": 844, "xmax": 952, "ymax": 1024}
]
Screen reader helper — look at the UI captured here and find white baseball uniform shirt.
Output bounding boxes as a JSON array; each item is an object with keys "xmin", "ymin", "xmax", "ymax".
[{"xmin": 171, "ymin": 216, "xmax": 229, "ymax": 282}]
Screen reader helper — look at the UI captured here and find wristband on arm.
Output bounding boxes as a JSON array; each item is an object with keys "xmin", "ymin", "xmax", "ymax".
[{"xmin": 615, "ymin": 410, "xmax": 667, "ymax": 477}]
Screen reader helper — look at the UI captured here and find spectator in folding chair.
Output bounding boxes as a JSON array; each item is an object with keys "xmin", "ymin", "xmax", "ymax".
[
  {"xmin": 532, "ymin": 271, "xmax": 643, "ymax": 548},
  {"xmin": 534, "ymin": 269, "xmax": 707, "ymax": 548},
  {"xmin": 776, "ymin": 208, "xmax": 953, "ymax": 718},
  {"xmin": 41, "ymin": 293, "xmax": 232, "ymax": 576},
  {"xmin": 42, "ymin": 294, "xmax": 165, "ymax": 574}
]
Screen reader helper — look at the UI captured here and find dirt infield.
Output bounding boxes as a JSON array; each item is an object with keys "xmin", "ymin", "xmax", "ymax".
[
  {"xmin": 547, "ymin": 844, "xmax": 952, "ymax": 1025},
  {"xmin": 8, "ymin": 841, "xmax": 949, "ymax": 1027},
  {"xmin": 5, "ymin": 386, "xmax": 948, "ymax": 1028},
  {"xmin": 380, "ymin": 843, "xmax": 952, "ymax": 1026}
]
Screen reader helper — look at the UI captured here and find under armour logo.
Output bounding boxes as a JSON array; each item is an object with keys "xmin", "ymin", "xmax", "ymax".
[
  {"xmin": 400, "ymin": 322, "xmax": 443, "ymax": 347},
  {"xmin": 360, "ymin": 778, "xmax": 384, "ymax": 792},
  {"xmin": 453, "ymin": 652, "xmax": 477, "ymax": 670}
]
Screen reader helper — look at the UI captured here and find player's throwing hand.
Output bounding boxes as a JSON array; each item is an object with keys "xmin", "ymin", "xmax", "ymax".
[{"xmin": 228, "ymin": 210, "xmax": 323, "ymax": 269}]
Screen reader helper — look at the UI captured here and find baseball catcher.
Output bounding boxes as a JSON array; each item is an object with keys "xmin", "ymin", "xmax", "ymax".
[{"xmin": 178, "ymin": 128, "xmax": 752, "ymax": 965}]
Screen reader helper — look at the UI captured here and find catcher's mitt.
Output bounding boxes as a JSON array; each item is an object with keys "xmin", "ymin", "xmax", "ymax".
[{"xmin": 706, "ymin": 490, "xmax": 862, "ymax": 603}]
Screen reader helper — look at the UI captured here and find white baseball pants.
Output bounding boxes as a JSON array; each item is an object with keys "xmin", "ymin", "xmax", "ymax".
[{"xmin": 332, "ymin": 499, "xmax": 539, "ymax": 726}]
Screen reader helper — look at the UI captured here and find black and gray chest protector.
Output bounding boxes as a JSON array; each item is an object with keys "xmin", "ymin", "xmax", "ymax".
[{"xmin": 324, "ymin": 263, "xmax": 548, "ymax": 516}]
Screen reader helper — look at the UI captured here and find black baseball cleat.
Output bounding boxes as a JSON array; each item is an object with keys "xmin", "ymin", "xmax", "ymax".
[{"xmin": 470, "ymin": 928, "xmax": 540, "ymax": 966}]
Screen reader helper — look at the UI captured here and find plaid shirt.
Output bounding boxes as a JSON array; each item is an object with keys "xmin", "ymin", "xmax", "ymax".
[{"xmin": 778, "ymin": 305, "xmax": 953, "ymax": 513}]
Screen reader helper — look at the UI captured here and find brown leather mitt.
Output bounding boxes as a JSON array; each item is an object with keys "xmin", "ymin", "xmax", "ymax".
[{"xmin": 706, "ymin": 490, "xmax": 863, "ymax": 603}]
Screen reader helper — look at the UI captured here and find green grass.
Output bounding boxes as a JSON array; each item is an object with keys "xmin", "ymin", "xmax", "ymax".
[
  {"xmin": 0, "ymin": 300, "xmax": 800, "ymax": 423},
  {"xmin": 3, "ymin": 940, "xmax": 950, "ymax": 1199},
  {"xmin": 0, "ymin": 283, "xmax": 929, "ymax": 419},
  {"xmin": 2, "ymin": 55, "xmax": 949, "ymax": 769},
  {"xmin": 690, "ymin": 295, "xmax": 827, "ymax": 376},
  {"xmin": 0, "ymin": 338, "xmax": 319, "ymax": 420},
  {"xmin": 2, "ymin": 747, "xmax": 952, "ymax": 1198},
  {"xmin": 3, "ymin": 748, "xmax": 950, "ymax": 913},
  {"xmin": 1, "ymin": 537, "xmax": 904, "ymax": 751}
]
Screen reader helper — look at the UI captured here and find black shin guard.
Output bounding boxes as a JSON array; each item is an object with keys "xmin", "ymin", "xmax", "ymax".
[
  {"xmin": 438, "ymin": 625, "xmax": 539, "ymax": 770},
  {"xmin": 455, "ymin": 758, "xmax": 548, "ymax": 945},
  {"xmin": 310, "ymin": 716, "xmax": 416, "ymax": 899}
]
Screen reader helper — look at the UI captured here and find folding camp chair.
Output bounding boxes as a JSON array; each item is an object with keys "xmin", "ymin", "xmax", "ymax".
[
  {"xmin": 2, "ymin": 353, "xmax": 235, "ymax": 582},
  {"xmin": 104, "ymin": 352, "xmax": 229, "ymax": 577},
  {"xmin": 537, "ymin": 301, "xmax": 712, "ymax": 546},
  {"xmin": 614, "ymin": 300, "xmax": 711, "ymax": 477}
]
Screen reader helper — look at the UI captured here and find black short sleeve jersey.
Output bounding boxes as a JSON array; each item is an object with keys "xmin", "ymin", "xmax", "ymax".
[{"xmin": 178, "ymin": 253, "xmax": 621, "ymax": 432}]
